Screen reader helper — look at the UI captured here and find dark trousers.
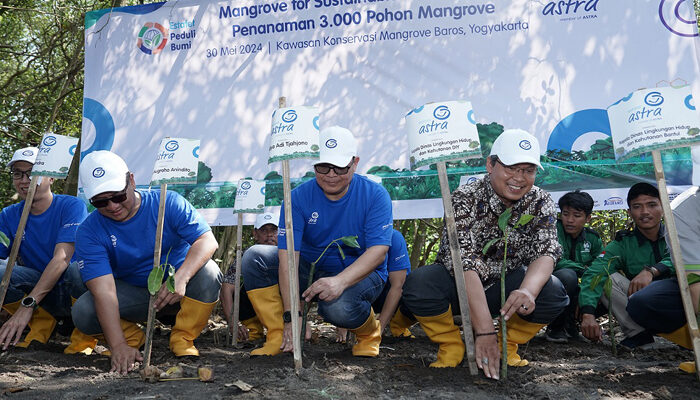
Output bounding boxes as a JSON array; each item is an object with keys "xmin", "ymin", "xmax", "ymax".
[
  {"xmin": 238, "ymin": 284, "xmax": 256, "ymax": 321},
  {"xmin": 549, "ymin": 268, "xmax": 579, "ymax": 329},
  {"xmin": 402, "ymin": 264, "xmax": 568, "ymax": 324},
  {"xmin": 627, "ymin": 278, "xmax": 686, "ymax": 334}
]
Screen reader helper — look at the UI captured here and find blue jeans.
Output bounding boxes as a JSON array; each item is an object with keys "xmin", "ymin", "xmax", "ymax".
[
  {"xmin": 0, "ymin": 260, "xmax": 72, "ymax": 318},
  {"xmin": 67, "ymin": 260, "xmax": 222, "ymax": 335},
  {"xmin": 627, "ymin": 278, "xmax": 686, "ymax": 334},
  {"xmin": 241, "ymin": 245, "xmax": 386, "ymax": 329}
]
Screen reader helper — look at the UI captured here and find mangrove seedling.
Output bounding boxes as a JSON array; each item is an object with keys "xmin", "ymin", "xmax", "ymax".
[{"xmin": 589, "ymin": 256, "xmax": 620, "ymax": 356}]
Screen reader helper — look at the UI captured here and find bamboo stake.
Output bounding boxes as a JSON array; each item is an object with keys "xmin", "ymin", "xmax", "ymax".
[
  {"xmin": 651, "ymin": 150, "xmax": 700, "ymax": 380},
  {"xmin": 0, "ymin": 176, "xmax": 39, "ymax": 307},
  {"xmin": 436, "ymin": 162, "xmax": 478, "ymax": 375},
  {"xmin": 279, "ymin": 96, "xmax": 303, "ymax": 372},
  {"xmin": 144, "ymin": 183, "xmax": 167, "ymax": 367},
  {"xmin": 230, "ymin": 213, "xmax": 244, "ymax": 346}
]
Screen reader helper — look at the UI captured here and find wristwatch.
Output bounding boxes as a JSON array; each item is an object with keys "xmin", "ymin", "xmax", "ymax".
[
  {"xmin": 282, "ymin": 311, "xmax": 301, "ymax": 323},
  {"xmin": 21, "ymin": 296, "xmax": 38, "ymax": 309},
  {"xmin": 644, "ymin": 265, "xmax": 658, "ymax": 278}
]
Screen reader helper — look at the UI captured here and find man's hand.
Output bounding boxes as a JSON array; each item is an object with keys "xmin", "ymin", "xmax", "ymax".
[
  {"xmin": 154, "ymin": 278, "xmax": 187, "ymax": 311},
  {"xmin": 0, "ymin": 307, "xmax": 33, "ymax": 350},
  {"xmin": 475, "ymin": 333, "xmax": 500, "ymax": 380},
  {"xmin": 500, "ymin": 288, "xmax": 536, "ymax": 320},
  {"xmin": 580, "ymin": 313, "xmax": 602, "ymax": 342},
  {"xmin": 280, "ymin": 318, "xmax": 312, "ymax": 352},
  {"xmin": 302, "ymin": 276, "xmax": 346, "ymax": 303},
  {"xmin": 628, "ymin": 269, "xmax": 653, "ymax": 296},
  {"xmin": 109, "ymin": 342, "xmax": 143, "ymax": 374},
  {"xmin": 235, "ymin": 323, "xmax": 249, "ymax": 342},
  {"xmin": 335, "ymin": 327, "xmax": 348, "ymax": 343}
]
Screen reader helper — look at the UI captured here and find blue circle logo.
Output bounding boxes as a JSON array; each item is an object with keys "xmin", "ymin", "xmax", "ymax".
[
  {"xmin": 241, "ymin": 181, "xmax": 251, "ymax": 190},
  {"xmin": 282, "ymin": 110, "xmax": 298, "ymax": 123},
  {"xmin": 325, "ymin": 139, "xmax": 337, "ymax": 148},
  {"xmin": 192, "ymin": 146, "xmax": 200, "ymax": 158},
  {"xmin": 644, "ymin": 92, "xmax": 664, "ymax": 107},
  {"xmin": 467, "ymin": 177, "xmax": 477, "ymax": 184},
  {"xmin": 165, "ymin": 140, "xmax": 179, "ymax": 152},
  {"xmin": 313, "ymin": 116, "xmax": 320, "ymax": 130},
  {"xmin": 69, "ymin": 145, "xmax": 77, "ymax": 156},
  {"xmin": 519, "ymin": 140, "xmax": 532, "ymax": 150},
  {"xmin": 685, "ymin": 94, "xmax": 695, "ymax": 111},
  {"xmin": 260, "ymin": 186, "xmax": 266, "ymax": 195},
  {"xmin": 264, "ymin": 214, "xmax": 272, "ymax": 220},
  {"xmin": 92, "ymin": 167, "xmax": 105, "ymax": 178},
  {"xmin": 22, "ymin": 150, "xmax": 34, "ymax": 156},
  {"xmin": 433, "ymin": 105, "xmax": 450, "ymax": 120},
  {"xmin": 43, "ymin": 136, "xmax": 57, "ymax": 147}
]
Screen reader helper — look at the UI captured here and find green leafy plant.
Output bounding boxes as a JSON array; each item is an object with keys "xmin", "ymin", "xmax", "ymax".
[
  {"xmin": 301, "ymin": 236, "xmax": 360, "ymax": 339},
  {"xmin": 0, "ymin": 231, "xmax": 9, "ymax": 248},
  {"xmin": 589, "ymin": 256, "xmax": 620, "ymax": 356},
  {"xmin": 482, "ymin": 207, "xmax": 534, "ymax": 379},
  {"xmin": 147, "ymin": 248, "xmax": 176, "ymax": 296}
]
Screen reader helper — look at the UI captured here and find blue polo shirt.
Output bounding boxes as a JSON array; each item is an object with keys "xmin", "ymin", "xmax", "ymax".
[
  {"xmin": 278, "ymin": 174, "xmax": 393, "ymax": 281},
  {"xmin": 75, "ymin": 189, "xmax": 210, "ymax": 287},
  {"xmin": 0, "ymin": 194, "xmax": 87, "ymax": 273},
  {"xmin": 388, "ymin": 229, "xmax": 411, "ymax": 274}
]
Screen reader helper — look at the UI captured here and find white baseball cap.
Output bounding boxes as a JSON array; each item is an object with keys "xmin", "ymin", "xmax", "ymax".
[
  {"xmin": 489, "ymin": 129, "xmax": 543, "ymax": 169},
  {"xmin": 315, "ymin": 126, "xmax": 358, "ymax": 167},
  {"xmin": 79, "ymin": 150, "xmax": 130, "ymax": 200},
  {"xmin": 7, "ymin": 147, "xmax": 38, "ymax": 168},
  {"xmin": 254, "ymin": 212, "xmax": 278, "ymax": 229}
]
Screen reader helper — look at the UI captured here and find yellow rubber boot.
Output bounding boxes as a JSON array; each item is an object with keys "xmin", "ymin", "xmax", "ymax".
[
  {"xmin": 242, "ymin": 316, "xmax": 264, "ymax": 341},
  {"xmin": 101, "ymin": 320, "xmax": 146, "ymax": 357},
  {"xmin": 389, "ymin": 309, "xmax": 416, "ymax": 338},
  {"xmin": 2, "ymin": 302, "xmax": 57, "ymax": 348},
  {"xmin": 169, "ymin": 296, "xmax": 216, "ymax": 357},
  {"xmin": 679, "ymin": 361, "xmax": 697, "ymax": 373},
  {"xmin": 659, "ymin": 324, "xmax": 692, "ymax": 349},
  {"xmin": 247, "ymin": 285, "xmax": 284, "ymax": 356},
  {"xmin": 498, "ymin": 314, "xmax": 546, "ymax": 367},
  {"xmin": 64, "ymin": 297, "xmax": 98, "ymax": 355},
  {"xmin": 415, "ymin": 306, "xmax": 465, "ymax": 367},
  {"xmin": 351, "ymin": 309, "xmax": 382, "ymax": 357}
]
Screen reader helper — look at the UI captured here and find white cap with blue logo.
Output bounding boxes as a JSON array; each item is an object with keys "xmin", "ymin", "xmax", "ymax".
[
  {"xmin": 7, "ymin": 147, "xmax": 39, "ymax": 168},
  {"xmin": 489, "ymin": 129, "xmax": 543, "ymax": 169},
  {"xmin": 315, "ymin": 126, "xmax": 358, "ymax": 167},
  {"xmin": 254, "ymin": 212, "xmax": 279, "ymax": 229},
  {"xmin": 79, "ymin": 150, "xmax": 130, "ymax": 200}
]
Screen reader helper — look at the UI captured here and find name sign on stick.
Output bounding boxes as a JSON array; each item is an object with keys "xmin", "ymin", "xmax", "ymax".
[
  {"xmin": 150, "ymin": 138, "xmax": 200, "ymax": 185},
  {"xmin": 33, "ymin": 133, "xmax": 79, "ymax": 178},
  {"xmin": 405, "ymin": 101, "xmax": 482, "ymax": 169},
  {"xmin": 607, "ymin": 86, "xmax": 700, "ymax": 161},
  {"xmin": 233, "ymin": 179, "xmax": 266, "ymax": 214},
  {"xmin": 268, "ymin": 106, "xmax": 320, "ymax": 163}
]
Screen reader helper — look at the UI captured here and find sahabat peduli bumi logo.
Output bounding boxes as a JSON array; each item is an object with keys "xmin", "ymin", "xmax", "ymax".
[{"xmin": 137, "ymin": 22, "xmax": 168, "ymax": 55}]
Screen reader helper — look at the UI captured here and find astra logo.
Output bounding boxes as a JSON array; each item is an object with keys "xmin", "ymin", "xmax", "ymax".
[
  {"xmin": 466, "ymin": 177, "xmax": 478, "ymax": 184},
  {"xmin": 542, "ymin": 0, "xmax": 599, "ymax": 16},
  {"xmin": 282, "ymin": 110, "xmax": 298, "ymax": 123},
  {"xmin": 264, "ymin": 214, "xmax": 272, "ymax": 220},
  {"xmin": 325, "ymin": 139, "xmax": 337, "ymax": 148},
  {"xmin": 433, "ymin": 105, "xmax": 450, "ymax": 120},
  {"xmin": 92, "ymin": 167, "xmax": 105, "ymax": 178},
  {"xmin": 308, "ymin": 211, "xmax": 319, "ymax": 224},
  {"xmin": 604, "ymin": 196, "xmax": 623, "ymax": 206},
  {"xmin": 110, "ymin": 234, "xmax": 117, "ymax": 247},
  {"xmin": 240, "ymin": 181, "xmax": 251, "ymax": 190},
  {"xmin": 42, "ymin": 136, "xmax": 57, "ymax": 147},
  {"xmin": 644, "ymin": 92, "xmax": 664, "ymax": 107},
  {"xmin": 519, "ymin": 140, "xmax": 532, "ymax": 150},
  {"xmin": 260, "ymin": 186, "xmax": 266, "ymax": 195},
  {"xmin": 22, "ymin": 150, "xmax": 34, "ymax": 156},
  {"xmin": 165, "ymin": 140, "xmax": 179, "ymax": 152}
]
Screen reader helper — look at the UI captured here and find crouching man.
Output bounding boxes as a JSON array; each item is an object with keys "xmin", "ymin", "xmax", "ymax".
[
  {"xmin": 402, "ymin": 129, "xmax": 567, "ymax": 380},
  {"xmin": 70, "ymin": 151, "xmax": 221, "ymax": 373}
]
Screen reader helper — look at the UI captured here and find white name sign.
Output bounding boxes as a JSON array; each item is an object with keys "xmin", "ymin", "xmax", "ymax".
[
  {"xmin": 233, "ymin": 179, "xmax": 266, "ymax": 214},
  {"xmin": 268, "ymin": 106, "xmax": 320, "ymax": 164},
  {"xmin": 33, "ymin": 133, "xmax": 79, "ymax": 179},
  {"xmin": 150, "ymin": 137, "xmax": 200, "ymax": 185}
]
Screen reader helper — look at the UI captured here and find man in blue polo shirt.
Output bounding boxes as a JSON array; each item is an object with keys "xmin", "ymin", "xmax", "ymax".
[
  {"xmin": 70, "ymin": 151, "xmax": 221, "ymax": 374},
  {"xmin": 0, "ymin": 147, "xmax": 89, "ymax": 351},
  {"xmin": 242, "ymin": 126, "xmax": 393, "ymax": 357}
]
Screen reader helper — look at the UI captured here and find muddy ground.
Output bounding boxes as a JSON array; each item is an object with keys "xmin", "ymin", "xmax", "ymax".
[{"xmin": 1, "ymin": 312, "xmax": 699, "ymax": 400}]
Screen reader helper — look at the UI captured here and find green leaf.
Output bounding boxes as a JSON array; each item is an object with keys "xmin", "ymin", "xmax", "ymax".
[
  {"xmin": 603, "ymin": 278, "xmax": 612, "ymax": 297},
  {"xmin": 336, "ymin": 243, "xmax": 345, "ymax": 260},
  {"xmin": 498, "ymin": 208, "xmax": 512, "ymax": 232},
  {"xmin": 0, "ymin": 231, "xmax": 9, "ymax": 248},
  {"xmin": 589, "ymin": 273, "xmax": 604, "ymax": 290},
  {"xmin": 341, "ymin": 235, "xmax": 360, "ymax": 248},
  {"xmin": 147, "ymin": 265, "xmax": 165, "ymax": 295},
  {"xmin": 688, "ymin": 273, "xmax": 700, "ymax": 285},
  {"xmin": 514, "ymin": 214, "xmax": 534, "ymax": 228},
  {"xmin": 166, "ymin": 265, "xmax": 176, "ymax": 293},
  {"xmin": 482, "ymin": 238, "xmax": 500, "ymax": 255}
]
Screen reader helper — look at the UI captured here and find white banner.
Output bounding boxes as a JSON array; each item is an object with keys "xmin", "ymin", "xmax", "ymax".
[
  {"xmin": 150, "ymin": 137, "xmax": 200, "ymax": 185},
  {"xmin": 81, "ymin": 0, "xmax": 700, "ymax": 225},
  {"xmin": 33, "ymin": 133, "xmax": 79, "ymax": 179}
]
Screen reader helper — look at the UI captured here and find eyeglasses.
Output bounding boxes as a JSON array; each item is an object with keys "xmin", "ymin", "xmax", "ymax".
[
  {"xmin": 10, "ymin": 169, "xmax": 32, "ymax": 181},
  {"xmin": 314, "ymin": 158, "xmax": 354, "ymax": 175},
  {"xmin": 89, "ymin": 175, "xmax": 130, "ymax": 208},
  {"xmin": 496, "ymin": 159, "xmax": 537, "ymax": 178}
]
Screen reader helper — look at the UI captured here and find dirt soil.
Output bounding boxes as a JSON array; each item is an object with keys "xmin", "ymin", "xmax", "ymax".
[{"xmin": 1, "ymin": 313, "xmax": 699, "ymax": 400}]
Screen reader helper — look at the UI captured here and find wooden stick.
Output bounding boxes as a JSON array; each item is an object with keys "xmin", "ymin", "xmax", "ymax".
[
  {"xmin": 651, "ymin": 150, "xmax": 700, "ymax": 379},
  {"xmin": 144, "ymin": 183, "xmax": 167, "ymax": 367},
  {"xmin": 230, "ymin": 213, "xmax": 244, "ymax": 346},
  {"xmin": 0, "ymin": 176, "xmax": 39, "ymax": 307},
  {"xmin": 279, "ymin": 96, "xmax": 303, "ymax": 372},
  {"xmin": 436, "ymin": 162, "xmax": 478, "ymax": 375}
]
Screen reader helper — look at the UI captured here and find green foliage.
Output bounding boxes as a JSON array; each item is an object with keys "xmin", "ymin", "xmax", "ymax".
[
  {"xmin": 197, "ymin": 161, "xmax": 213, "ymax": 184},
  {"xmin": 147, "ymin": 248, "xmax": 176, "ymax": 296},
  {"xmin": 0, "ymin": 231, "xmax": 9, "ymax": 248}
]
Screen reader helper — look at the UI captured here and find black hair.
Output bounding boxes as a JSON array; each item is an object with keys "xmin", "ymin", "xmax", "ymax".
[
  {"xmin": 627, "ymin": 182, "xmax": 659, "ymax": 205},
  {"xmin": 489, "ymin": 155, "xmax": 498, "ymax": 167},
  {"xmin": 558, "ymin": 190, "xmax": 594, "ymax": 215}
]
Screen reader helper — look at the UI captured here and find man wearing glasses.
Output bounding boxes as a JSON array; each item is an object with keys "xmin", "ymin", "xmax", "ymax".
[
  {"xmin": 0, "ymin": 147, "xmax": 90, "ymax": 352},
  {"xmin": 402, "ymin": 129, "xmax": 567, "ymax": 380},
  {"xmin": 241, "ymin": 126, "xmax": 393, "ymax": 357},
  {"xmin": 70, "ymin": 150, "xmax": 221, "ymax": 374}
]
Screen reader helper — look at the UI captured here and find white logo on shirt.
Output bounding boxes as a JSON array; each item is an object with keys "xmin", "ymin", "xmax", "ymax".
[
  {"xmin": 582, "ymin": 241, "xmax": 591, "ymax": 253},
  {"xmin": 308, "ymin": 211, "xmax": 319, "ymax": 225},
  {"xmin": 110, "ymin": 235, "xmax": 117, "ymax": 247}
]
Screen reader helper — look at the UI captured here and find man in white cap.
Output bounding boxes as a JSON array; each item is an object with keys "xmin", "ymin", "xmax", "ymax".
[
  {"xmin": 402, "ymin": 129, "xmax": 567, "ymax": 380},
  {"xmin": 70, "ymin": 150, "xmax": 221, "ymax": 374},
  {"xmin": 0, "ymin": 146, "xmax": 90, "ymax": 352},
  {"xmin": 241, "ymin": 126, "xmax": 393, "ymax": 357},
  {"xmin": 220, "ymin": 212, "xmax": 278, "ymax": 342}
]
